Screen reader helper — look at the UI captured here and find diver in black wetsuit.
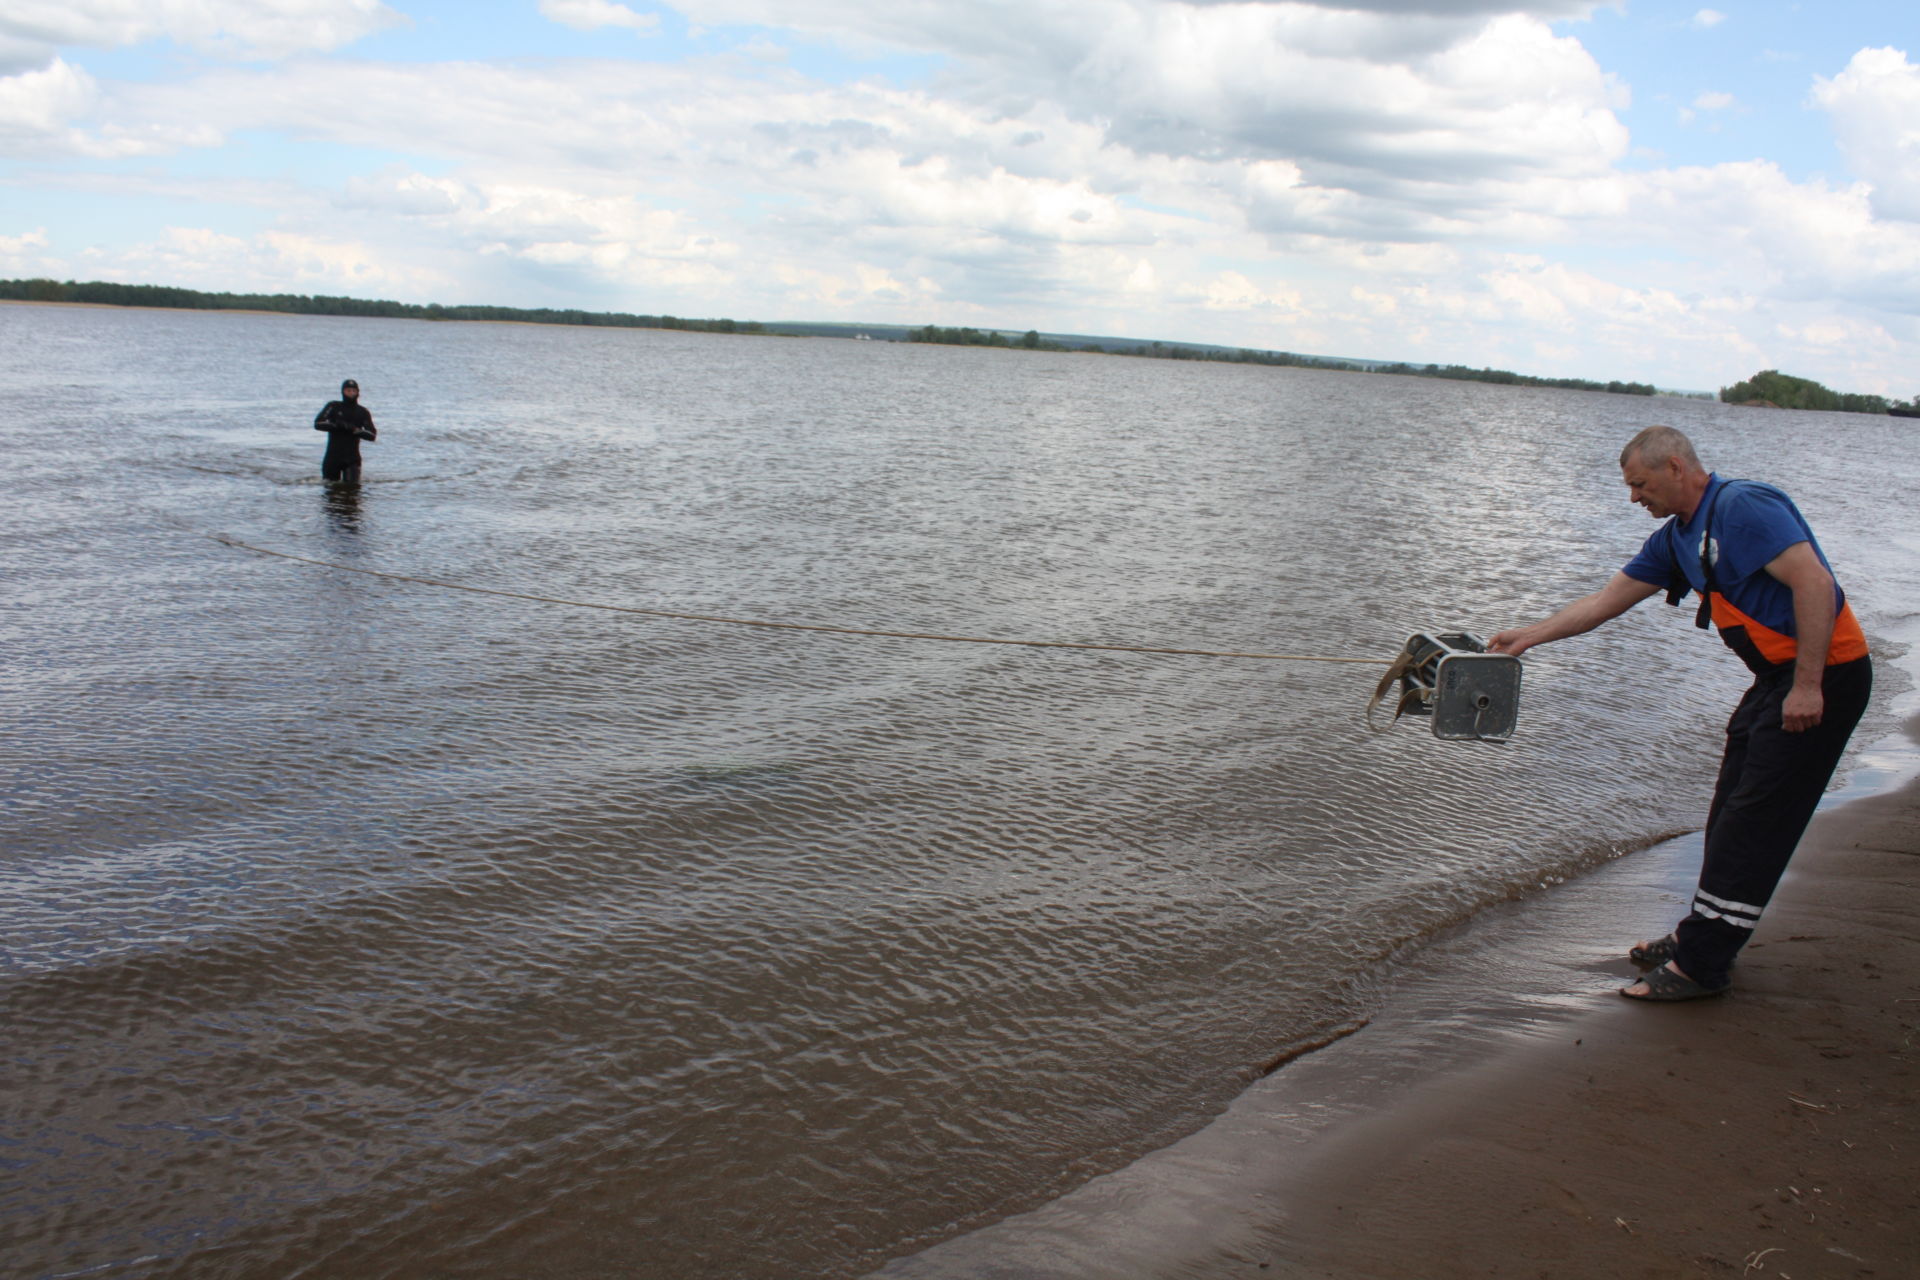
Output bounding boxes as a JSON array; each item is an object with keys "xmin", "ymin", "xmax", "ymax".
[{"xmin": 314, "ymin": 378, "xmax": 377, "ymax": 484}]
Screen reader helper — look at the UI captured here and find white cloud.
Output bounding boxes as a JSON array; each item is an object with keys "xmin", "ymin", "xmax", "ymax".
[
  {"xmin": 1772, "ymin": 313, "xmax": 1886, "ymax": 351},
  {"xmin": 1481, "ymin": 257, "xmax": 1693, "ymax": 335},
  {"xmin": 4, "ymin": 2, "xmax": 1914, "ymax": 393},
  {"xmin": 0, "ymin": 55, "xmax": 227, "ymax": 156},
  {"xmin": 87, "ymin": 56, "xmax": 1195, "ymax": 313},
  {"xmin": 1691, "ymin": 9, "xmax": 1726, "ymax": 29},
  {"xmin": 0, "ymin": 0, "xmax": 402, "ymax": 61},
  {"xmin": 1085, "ymin": 10, "xmax": 1628, "ymax": 182},
  {"xmin": 663, "ymin": 0, "xmax": 1599, "ymax": 59},
  {"xmin": 108, "ymin": 224, "xmax": 451, "ymax": 296},
  {"xmin": 0, "ymin": 227, "xmax": 55, "ymax": 275},
  {"xmin": 0, "ymin": 228, "xmax": 50, "ymax": 251},
  {"xmin": 16, "ymin": 5, "xmax": 1637, "ymax": 264},
  {"xmin": 760, "ymin": 258, "xmax": 942, "ymax": 310},
  {"xmin": 1629, "ymin": 160, "xmax": 1920, "ymax": 316},
  {"xmin": 1200, "ymin": 270, "xmax": 1303, "ymax": 316},
  {"xmin": 539, "ymin": 0, "xmax": 662, "ymax": 35},
  {"xmin": 664, "ymin": 0, "xmax": 1630, "ymax": 215},
  {"xmin": 1812, "ymin": 46, "xmax": 1920, "ymax": 222},
  {"xmin": 0, "ymin": 33, "xmax": 55, "ymax": 76},
  {"xmin": 0, "ymin": 56, "xmax": 97, "ymax": 148},
  {"xmin": 716, "ymin": 4, "xmax": 1633, "ymax": 253}
]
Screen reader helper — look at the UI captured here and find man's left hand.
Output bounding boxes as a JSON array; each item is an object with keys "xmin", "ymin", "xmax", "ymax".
[{"xmin": 1782, "ymin": 686, "xmax": 1824, "ymax": 733}]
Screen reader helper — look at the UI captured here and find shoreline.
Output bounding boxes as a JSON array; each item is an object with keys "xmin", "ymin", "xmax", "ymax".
[
  {"xmin": 0, "ymin": 296, "xmax": 794, "ymax": 333},
  {"xmin": 873, "ymin": 705, "xmax": 1920, "ymax": 1279},
  {"xmin": 1273, "ymin": 750, "xmax": 1920, "ymax": 1279}
]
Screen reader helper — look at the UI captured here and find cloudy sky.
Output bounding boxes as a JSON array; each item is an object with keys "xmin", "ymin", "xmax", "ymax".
[{"xmin": 3, "ymin": 1, "xmax": 1915, "ymax": 392}]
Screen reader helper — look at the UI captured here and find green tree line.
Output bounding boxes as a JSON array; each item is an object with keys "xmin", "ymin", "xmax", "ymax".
[
  {"xmin": 910, "ymin": 325, "xmax": 1658, "ymax": 396},
  {"xmin": 1719, "ymin": 369, "xmax": 1916, "ymax": 416},
  {"xmin": 906, "ymin": 324, "xmax": 1064, "ymax": 349},
  {"xmin": 1374, "ymin": 362, "xmax": 1656, "ymax": 396},
  {"xmin": 5, "ymin": 276, "xmax": 1696, "ymax": 401},
  {"xmin": 0, "ymin": 277, "xmax": 764, "ymax": 335}
]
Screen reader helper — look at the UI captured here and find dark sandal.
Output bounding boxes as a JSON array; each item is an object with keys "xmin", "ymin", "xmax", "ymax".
[
  {"xmin": 1620, "ymin": 965, "xmax": 1729, "ymax": 1002},
  {"xmin": 1629, "ymin": 935, "xmax": 1678, "ymax": 968}
]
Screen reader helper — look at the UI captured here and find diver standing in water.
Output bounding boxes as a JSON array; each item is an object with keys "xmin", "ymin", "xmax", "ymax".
[
  {"xmin": 1489, "ymin": 425, "xmax": 1871, "ymax": 1003},
  {"xmin": 314, "ymin": 378, "xmax": 377, "ymax": 485}
]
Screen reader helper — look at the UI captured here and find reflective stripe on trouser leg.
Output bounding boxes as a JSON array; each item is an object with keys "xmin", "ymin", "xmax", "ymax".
[
  {"xmin": 1690, "ymin": 887, "xmax": 1763, "ymax": 930},
  {"xmin": 1674, "ymin": 657, "xmax": 1871, "ymax": 988}
]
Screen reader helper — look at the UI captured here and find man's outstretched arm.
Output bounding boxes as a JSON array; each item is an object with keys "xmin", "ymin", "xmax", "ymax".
[{"xmin": 1488, "ymin": 572, "xmax": 1662, "ymax": 657}]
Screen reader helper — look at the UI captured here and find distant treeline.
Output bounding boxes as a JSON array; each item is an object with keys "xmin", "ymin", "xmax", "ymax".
[
  {"xmin": 0, "ymin": 277, "xmax": 765, "ymax": 335},
  {"xmin": 1720, "ymin": 369, "xmax": 1917, "ymax": 417},
  {"xmin": 7, "ymin": 276, "xmax": 1674, "ymax": 399},
  {"xmin": 908, "ymin": 323, "xmax": 1658, "ymax": 396},
  {"xmin": 907, "ymin": 325, "xmax": 1062, "ymax": 350},
  {"xmin": 1372, "ymin": 362, "xmax": 1657, "ymax": 396}
]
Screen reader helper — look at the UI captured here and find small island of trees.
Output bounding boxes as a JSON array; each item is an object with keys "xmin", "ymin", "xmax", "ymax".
[{"xmin": 1720, "ymin": 369, "xmax": 1917, "ymax": 417}]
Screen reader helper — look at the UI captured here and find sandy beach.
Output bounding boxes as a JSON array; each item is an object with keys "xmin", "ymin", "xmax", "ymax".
[
  {"xmin": 875, "ymin": 711, "xmax": 1920, "ymax": 1280},
  {"xmin": 1272, "ymin": 750, "xmax": 1920, "ymax": 1279}
]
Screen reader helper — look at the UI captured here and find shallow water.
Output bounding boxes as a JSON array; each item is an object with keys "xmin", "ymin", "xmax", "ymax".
[{"xmin": 2, "ymin": 303, "xmax": 1915, "ymax": 1278}]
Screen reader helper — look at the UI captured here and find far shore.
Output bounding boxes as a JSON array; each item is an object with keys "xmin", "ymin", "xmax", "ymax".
[{"xmin": 0, "ymin": 296, "xmax": 804, "ymax": 333}]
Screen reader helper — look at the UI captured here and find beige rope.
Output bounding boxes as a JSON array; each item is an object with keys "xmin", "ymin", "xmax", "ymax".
[{"xmin": 212, "ymin": 533, "xmax": 1391, "ymax": 666}]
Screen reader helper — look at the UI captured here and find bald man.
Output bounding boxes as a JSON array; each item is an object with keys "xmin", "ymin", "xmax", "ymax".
[{"xmin": 1489, "ymin": 425, "xmax": 1871, "ymax": 1001}]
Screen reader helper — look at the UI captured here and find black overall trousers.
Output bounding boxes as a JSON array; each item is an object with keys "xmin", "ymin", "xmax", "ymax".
[
  {"xmin": 1668, "ymin": 485, "xmax": 1872, "ymax": 987},
  {"xmin": 1674, "ymin": 653, "xmax": 1870, "ymax": 987}
]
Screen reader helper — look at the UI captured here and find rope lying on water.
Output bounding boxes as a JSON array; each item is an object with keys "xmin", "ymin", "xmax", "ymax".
[{"xmin": 211, "ymin": 534, "xmax": 1392, "ymax": 667}]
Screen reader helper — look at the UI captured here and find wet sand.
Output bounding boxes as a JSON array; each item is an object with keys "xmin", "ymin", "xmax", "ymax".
[
  {"xmin": 1276, "ymin": 763, "xmax": 1920, "ymax": 1279},
  {"xmin": 875, "ymin": 717, "xmax": 1920, "ymax": 1280}
]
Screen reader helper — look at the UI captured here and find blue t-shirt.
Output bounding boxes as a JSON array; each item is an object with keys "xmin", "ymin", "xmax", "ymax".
[{"xmin": 1620, "ymin": 473, "xmax": 1842, "ymax": 637}]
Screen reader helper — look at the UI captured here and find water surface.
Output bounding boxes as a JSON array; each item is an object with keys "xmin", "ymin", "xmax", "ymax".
[{"xmin": 3, "ymin": 303, "xmax": 1914, "ymax": 1278}]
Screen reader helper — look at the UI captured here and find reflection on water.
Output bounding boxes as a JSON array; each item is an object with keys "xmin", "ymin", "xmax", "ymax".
[
  {"xmin": 323, "ymin": 479, "xmax": 364, "ymax": 536},
  {"xmin": 1, "ymin": 303, "xmax": 1915, "ymax": 1279}
]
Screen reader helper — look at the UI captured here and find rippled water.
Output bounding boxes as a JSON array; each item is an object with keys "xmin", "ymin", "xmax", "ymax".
[{"xmin": 4, "ymin": 303, "xmax": 1916, "ymax": 1279}]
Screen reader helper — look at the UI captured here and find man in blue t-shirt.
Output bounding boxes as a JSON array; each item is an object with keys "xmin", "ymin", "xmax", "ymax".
[{"xmin": 1489, "ymin": 426, "xmax": 1871, "ymax": 1002}]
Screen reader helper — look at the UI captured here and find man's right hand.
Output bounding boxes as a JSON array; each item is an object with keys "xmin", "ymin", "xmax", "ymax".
[{"xmin": 1486, "ymin": 629, "xmax": 1533, "ymax": 657}]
